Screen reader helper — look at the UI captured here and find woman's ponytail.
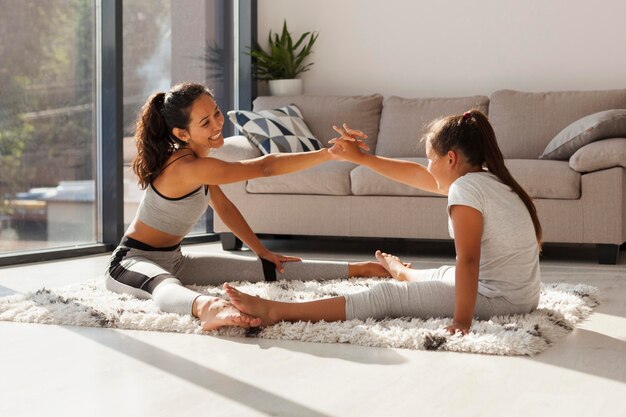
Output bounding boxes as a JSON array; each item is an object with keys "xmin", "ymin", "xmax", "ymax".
[
  {"xmin": 132, "ymin": 92, "xmax": 173, "ymax": 188},
  {"xmin": 426, "ymin": 109, "xmax": 543, "ymax": 248}
]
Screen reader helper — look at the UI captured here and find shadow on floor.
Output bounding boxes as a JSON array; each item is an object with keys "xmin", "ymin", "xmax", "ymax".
[
  {"xmin": 221, "ymin": 334, "xmax": 408, "ymax": 365},
  {"xmin": 0, "ymin": 285, "xmax": 17, "ymax": 297},
  {"xmin": 528, "ymin": 328, "xmax": 626, "ymax": 384},
  {"xmin": 67, "ymin": 326, "xmax": 333, "ymax": 417}
]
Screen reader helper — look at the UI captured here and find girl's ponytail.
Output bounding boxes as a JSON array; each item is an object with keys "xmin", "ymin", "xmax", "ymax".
[
  {"xmin": 471, "ymin": 111, "xmax": 542, "ymax": 247},
  {"xmin": 426, "ymin": 109, "xmax": 543, "ymax": 248}
]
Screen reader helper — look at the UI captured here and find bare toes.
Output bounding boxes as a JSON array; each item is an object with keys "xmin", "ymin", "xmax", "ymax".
[{"xmin": 242, "ymin": 314, "xmax": 262, "ymax": 327}]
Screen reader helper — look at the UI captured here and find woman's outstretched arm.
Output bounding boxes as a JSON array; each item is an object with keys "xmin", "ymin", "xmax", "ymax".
[{"xmin": 178, "ymin": 148, "xmax": 333, "ymax": 187}]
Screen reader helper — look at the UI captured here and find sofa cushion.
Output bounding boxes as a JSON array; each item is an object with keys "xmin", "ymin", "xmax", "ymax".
[
  {"xmin": 505, "ymin": 159, "xmax": 580, "ymax": 199},
  {"xmin": 490, "ymin": 89, "xmax": 626, "ymax": 159},
  {"xmin": 374, "ymin": 95, "xmax": 490, "ymax": 158},
  {"xmin": 351, "ymin": 158, "xmax": 580, "ymax": 199},
  {"xmin": 246, "ymin": 161, "xmax": 357, "ymax": 195},
  {"xmin": 350, "ymin": 157, "xmax": 442, "ymax": 197},
  {"xmin": 569, "ymin": 138, "xmax": 626, "ymax": 173},
  {"xmin": 227, "ymin": 105, "xmax": 322, "ymax": 155},
  {"xmin": 539, "ymin": 109, "xmax": 626, "ymax": 160},
  {"xmin": 253, "ymin": 95, "xmax": 383, "ymax": 151}
]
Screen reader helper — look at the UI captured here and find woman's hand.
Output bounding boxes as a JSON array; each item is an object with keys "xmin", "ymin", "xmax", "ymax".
[
  {"xmin": 445, "ymin": 321, "xmax": 471, "ymax": 336},
  {"xmin": 330, "ymin": 123, "xmax": 369, "ymax": 148},
  {"xmin": 257, "ymin": 250, "xmax": 302, "ymax": 273},
  {"xmin": 328, "ymin": 123, "xmax": 370, "ymax": 162}
]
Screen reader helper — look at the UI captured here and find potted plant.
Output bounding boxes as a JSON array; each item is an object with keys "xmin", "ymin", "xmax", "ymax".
[{"xmin": 248, "ymin": 20, "xmax": 318, "ymax": 96}]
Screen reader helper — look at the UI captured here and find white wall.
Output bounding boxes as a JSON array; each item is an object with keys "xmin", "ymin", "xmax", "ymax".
[{"xmin": 258, "ymin": 0, "xmax": 626, "ymax": 97}]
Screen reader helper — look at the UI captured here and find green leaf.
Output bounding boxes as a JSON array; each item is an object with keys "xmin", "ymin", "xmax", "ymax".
[{"xmin": 246, "ymin": 20, "xmax": 318, "ymax": 80}]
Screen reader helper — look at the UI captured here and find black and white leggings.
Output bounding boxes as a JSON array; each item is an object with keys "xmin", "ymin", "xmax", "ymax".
[{"xmin": 104, "ymin": 237, "xmax": 349, "ymax": 315}]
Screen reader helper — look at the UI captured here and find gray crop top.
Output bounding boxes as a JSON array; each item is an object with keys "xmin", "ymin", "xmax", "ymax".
[{"xmin": 135, "ymin": 183, "xmax": 211, "ymax": 236}]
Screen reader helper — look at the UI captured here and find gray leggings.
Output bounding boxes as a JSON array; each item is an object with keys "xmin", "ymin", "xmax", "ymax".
[
  {"xmin": 345, "ymin": 265, "xmax": 538, "ymax": 320},
  {"xmin": 105, "ymin": 237, "xmax": 348, "ymax": 315}
]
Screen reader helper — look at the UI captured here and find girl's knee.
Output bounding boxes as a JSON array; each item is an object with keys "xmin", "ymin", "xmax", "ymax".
[{"xmin": 371, "ymin": 281, "xmax": 402, "ymax": 301}]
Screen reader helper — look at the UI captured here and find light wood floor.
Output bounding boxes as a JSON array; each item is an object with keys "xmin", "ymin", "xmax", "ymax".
[{"xmin": 1, "ymin": 238, "xmax": 625, "ymax": 417}]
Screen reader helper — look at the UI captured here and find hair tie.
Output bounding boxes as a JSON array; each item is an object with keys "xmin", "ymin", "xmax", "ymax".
[
  {"xmin": 463, "ymin": 111, "xmax": 472, "ymax": 120},
  {"xmin": 153, "ymin": 92, "xmax": 166, "ymax": 112}
]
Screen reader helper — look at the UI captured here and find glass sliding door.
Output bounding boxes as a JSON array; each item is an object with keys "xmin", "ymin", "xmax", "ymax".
[
  {"xmin": 122, "ymin": 0, "xmax": 234, "ymax": 236},
  {"xmin": 0, "ymin": 0, "xmax": 98, "ymax": 252}
]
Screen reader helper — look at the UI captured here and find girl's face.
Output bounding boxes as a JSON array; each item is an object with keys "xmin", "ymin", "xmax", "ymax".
[
  {"xmin": 426, "ymin": 139, "xmax": 455, "ymax": 192},
  {"xmin": 179, "ymin": 93, "xmax": 224, "ymax": 156}
]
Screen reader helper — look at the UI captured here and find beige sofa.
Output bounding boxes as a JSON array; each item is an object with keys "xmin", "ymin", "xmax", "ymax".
[{"xmin": 212, "ymin": 89, "xmax": 626, "ymax": 264}]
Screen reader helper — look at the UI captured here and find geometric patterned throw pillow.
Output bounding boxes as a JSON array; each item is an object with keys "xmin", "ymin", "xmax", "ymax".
[{"xmin": 227, "ymin": 104, "xmax": 323, "ymax": 155}]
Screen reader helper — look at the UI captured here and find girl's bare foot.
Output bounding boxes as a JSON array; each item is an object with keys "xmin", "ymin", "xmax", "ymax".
[
  {"xmin": 223, "ymin": 284, "xmax": 279, "ymax": 326},
  {"xmin": 193, "ymin": 296, "xmax": 262, "ymax": 331},
  {"xmin": 375, "ymin": 250, "xmax": 411, "ymax": 281}
]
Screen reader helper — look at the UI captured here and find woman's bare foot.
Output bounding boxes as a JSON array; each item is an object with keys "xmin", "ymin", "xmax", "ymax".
[
  {"xmin": 193, "ymin": 296, "xmax": 262, "ymax": 331},
  {"xmin": 349, "ymin": 260, "xmax": 412, "ymax": 278},
  {"xmin": 223, "ymin": 284, "xmax": 279, "ymax": 326},
  {"xmin": 375, "ymin": 250, "xmax": 411, "ymax": 281}
]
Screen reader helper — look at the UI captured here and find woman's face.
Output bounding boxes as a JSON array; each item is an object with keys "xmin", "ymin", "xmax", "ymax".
[{"xmin": 182, "ymin": 93, "xmax": 225, "ymax": 155}]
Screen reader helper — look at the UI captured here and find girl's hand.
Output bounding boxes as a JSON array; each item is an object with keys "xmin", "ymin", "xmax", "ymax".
[
  {"xmin": 331, "ymin": 123, "xmax": 369, "ymax": 149},
  {"xmin": 258, "ymin": 250, "xmax": 302, "ymax": 273},
  {"xmin": 445, "ymin": 322, "xmax": 471, "ymax": 336},
  {"xmin": 328, "ymin": 124, "xmax": 370, "ymax": 162}
]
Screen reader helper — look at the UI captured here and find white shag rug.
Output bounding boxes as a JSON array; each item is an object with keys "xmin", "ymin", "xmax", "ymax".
[{"xmin": 0, "ymin": 279, "xmax": 599, "ymax": 356}]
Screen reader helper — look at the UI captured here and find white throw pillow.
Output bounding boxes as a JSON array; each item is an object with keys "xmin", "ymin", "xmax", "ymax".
[{"xmin": 569, "ymin": 138, "xmax": 626, "ymax": 173}]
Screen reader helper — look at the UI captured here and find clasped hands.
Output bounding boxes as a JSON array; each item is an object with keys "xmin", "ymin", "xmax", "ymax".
[{"xmin": 327, "ymin": 123, "xmax": 369, "ymax": 161}]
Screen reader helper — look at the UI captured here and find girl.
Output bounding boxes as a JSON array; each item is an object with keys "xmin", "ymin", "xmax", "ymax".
[
  {"xmin": 224, "ymin": 110, "xmax": 542, "ymax": 335},
  {"xmin": 105, "ymin": 83, "xmax": 390, "ymax": 331}
]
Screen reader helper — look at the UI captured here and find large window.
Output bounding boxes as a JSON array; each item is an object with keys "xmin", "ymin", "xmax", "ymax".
[
  {"xmin": 0, "ymin": 0, "xmax": 97, "ymax": 252},
  {"xmin": 1, "ymin": 0, "xmax": 249, "ymax": 262},
  {"xmin": 122, "ymin": 0, "xmax": 234, "ymax": 235}
]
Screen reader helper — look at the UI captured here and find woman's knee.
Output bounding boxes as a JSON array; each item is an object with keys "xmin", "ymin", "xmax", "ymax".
[{"xmin": 104, "ymin": 273, "xmax": 151, "ymax": 300}]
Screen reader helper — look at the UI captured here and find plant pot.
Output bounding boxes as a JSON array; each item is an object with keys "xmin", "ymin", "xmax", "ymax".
[{"xmin": 268, "ymin": 79, "xmax": 303, "ymax": 96}]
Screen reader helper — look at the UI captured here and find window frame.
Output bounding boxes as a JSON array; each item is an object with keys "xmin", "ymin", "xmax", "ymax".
[{"xmin": 0, "ymin": 0, "xmax": 256, "ymax": 267}]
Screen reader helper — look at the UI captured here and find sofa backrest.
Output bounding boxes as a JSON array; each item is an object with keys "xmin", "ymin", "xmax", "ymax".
[
  {"xmin": 253, "ymin": 94, "xmax": 383, "ymax": 151},
  {"xmin": 490, "ymin": 89, "xmax": 626, "ymax": 159},
  {"xmin": 375, "ymin": 96, "xmax": 490, "ymax": 157}
]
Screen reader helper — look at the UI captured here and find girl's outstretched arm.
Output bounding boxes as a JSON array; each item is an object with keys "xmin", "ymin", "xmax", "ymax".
[
  {"xmin": 446, "ymin": 204, "xmax": 483, "ymax": 335},
  {"xmin": 329, "ymin": 125, "xmax": 443, "ymax": 195}
]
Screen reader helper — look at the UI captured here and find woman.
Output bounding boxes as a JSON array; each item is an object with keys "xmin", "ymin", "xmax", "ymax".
[
  {"xmin": 225, "ymin": 110, "xmax": 542, "ymax": 335},
  {"xmin": 105, "ymin": 83, "xmax": 390, "ymax": 331}
]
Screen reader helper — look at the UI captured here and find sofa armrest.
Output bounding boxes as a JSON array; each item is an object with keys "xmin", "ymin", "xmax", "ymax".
[
  {"xmin": 569, "ymin": 138, "xmax": 626, "ymax": 173},
  {"xmin": 210, "ymin": 135, "xmax": 262, "ymax": 162},
  {"xmin": 208, "ymin": 135, "xmax": 261, "ymax": 203}
]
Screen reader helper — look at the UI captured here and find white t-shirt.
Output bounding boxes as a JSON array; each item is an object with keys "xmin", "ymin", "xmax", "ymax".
[{"xmin": 447, "ymin": 171, "xmax": 541, "ymax": 305}]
